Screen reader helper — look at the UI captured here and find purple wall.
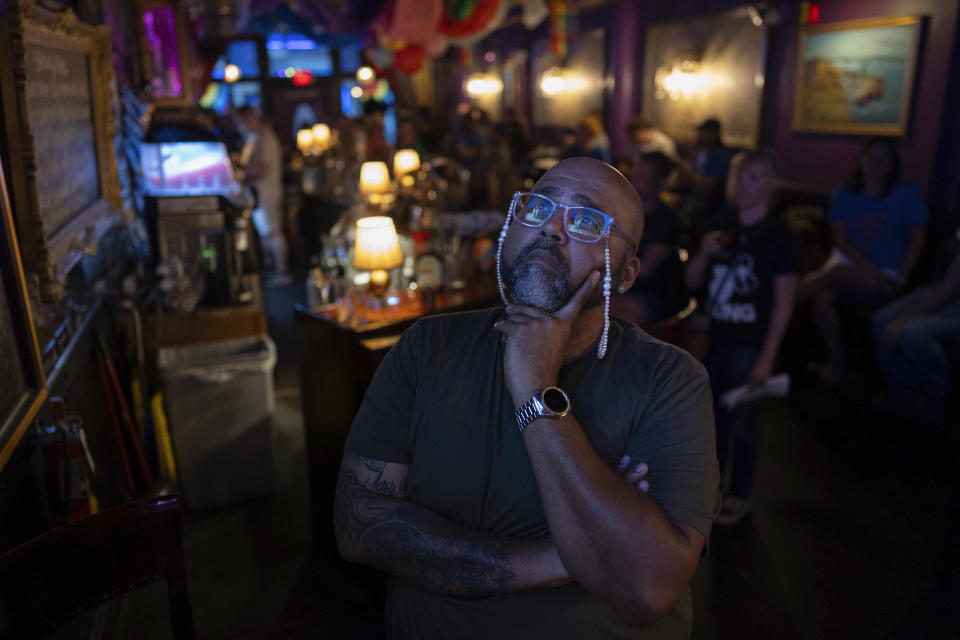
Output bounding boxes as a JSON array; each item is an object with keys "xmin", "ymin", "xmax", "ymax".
[
  {"xmin": 762, "ymin": 0, "xmax": 959, "ymax": 201},
  {"xmin": 609, "ymin": 0, "xmax": 642, "ymax": 157}
]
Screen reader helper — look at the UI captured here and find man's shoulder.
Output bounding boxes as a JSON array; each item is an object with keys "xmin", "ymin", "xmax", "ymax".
[
  {"xmin": 406, "ymin": 307, "xmax": 500, "ymax": 344},
  {"xmin": 614, "ymin": 323, "xmax": 708, "ymax": 384},
  {"xmin": 413, "ymin": 307, "xmax": 500, "ymax": 328}
]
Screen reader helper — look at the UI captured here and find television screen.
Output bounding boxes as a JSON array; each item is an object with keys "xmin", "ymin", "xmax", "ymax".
[{"xmin": 141, "ymin": 141, "xmax": 242, "ymax": 199}]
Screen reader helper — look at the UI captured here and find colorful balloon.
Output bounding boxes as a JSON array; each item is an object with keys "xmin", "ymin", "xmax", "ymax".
[
  {"xmin": 439, "ymin": 0, "xmax": 502, "ymax": 38},
  {"xmin": 394, "ymin": 42, "xmax": 426, "ymax": 74},
  {"xmin": 425, "ymin": 34, "xmax": 449, "ymax": 58}
]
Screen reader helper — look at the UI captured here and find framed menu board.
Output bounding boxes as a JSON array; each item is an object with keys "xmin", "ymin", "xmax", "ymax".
[
  {"xmin": 0, "ymin": 0, "xmax": 123, "ymax": 300},
  {"xmin": 0, "ymin": 155, "xmax": 47, "ymax": 471}
]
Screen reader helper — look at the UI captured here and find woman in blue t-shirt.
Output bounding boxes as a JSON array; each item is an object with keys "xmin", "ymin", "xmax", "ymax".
[{"xmin": 796, "ymin": 138, "xmax": 928, "ymax": 384}]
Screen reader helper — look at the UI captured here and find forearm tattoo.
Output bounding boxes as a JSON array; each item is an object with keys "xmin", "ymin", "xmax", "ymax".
[{"xmin": 334, "ymin": 457, "xmax": 518, "ymax": 595}]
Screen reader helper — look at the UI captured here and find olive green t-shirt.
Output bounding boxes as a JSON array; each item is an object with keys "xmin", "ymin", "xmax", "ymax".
[{"xmin": 344, "ymin": 308, "xmax": 721, "ymax": 639}]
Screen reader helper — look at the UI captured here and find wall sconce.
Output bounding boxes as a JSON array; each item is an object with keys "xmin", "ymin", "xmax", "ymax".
[
  {"xmin": 655, "ymin": 59, "xmax": 710, "ymax": 102},
  {"xmin": 539, "ymin": 67, "xmax": 586, "ymax": 98},
  {"xmin": 224, "ymin": 63, "xmax": 240, "ymax": 83},
  {"xmin": 465, "ymin": 74, "xmax": 503, "ymax": 97}
]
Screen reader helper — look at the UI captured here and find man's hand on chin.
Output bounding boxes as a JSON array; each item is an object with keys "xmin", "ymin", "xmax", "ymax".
[{"xmin": 494, "ymin": 271, "xmax": 600, "ymax": 405}]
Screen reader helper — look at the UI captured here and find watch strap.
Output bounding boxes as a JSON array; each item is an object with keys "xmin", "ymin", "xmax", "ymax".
[{"xmin": 515, "ymin": 395, "xmax": 546, "ymax": 432}]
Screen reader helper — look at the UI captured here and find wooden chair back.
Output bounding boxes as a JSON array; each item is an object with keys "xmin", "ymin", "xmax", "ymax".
[{"xmin": 0, "ymin": 495, "xmax": 196, "ymax": 639}]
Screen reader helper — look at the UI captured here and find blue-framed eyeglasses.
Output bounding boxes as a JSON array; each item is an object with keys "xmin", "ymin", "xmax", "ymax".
[{"xmin": 511, "ymin": 191, "xmax": 635, "ymax": 251}]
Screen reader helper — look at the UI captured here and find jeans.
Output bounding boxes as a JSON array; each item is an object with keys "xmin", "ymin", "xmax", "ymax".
[
  {"xmin": 704, "ymin": 340, "xmax": 763, "ymax": 499},
  {"xmin": 873, "ymin": 286, "xmax": 960, "ymax": 409}
]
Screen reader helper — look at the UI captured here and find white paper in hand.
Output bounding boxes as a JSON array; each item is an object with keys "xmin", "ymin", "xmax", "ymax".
[{"xmin": 719, "ymin": 373, "xmax": 791, "ymax": 411}]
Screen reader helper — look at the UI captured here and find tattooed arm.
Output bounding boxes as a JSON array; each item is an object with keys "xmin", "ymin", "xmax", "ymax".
[{"xmin": 333, "ymin": 452, "xmax": 570, "ymax": 596}]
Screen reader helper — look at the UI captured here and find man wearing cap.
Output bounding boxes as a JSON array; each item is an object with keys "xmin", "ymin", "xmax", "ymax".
[
  {"xmin": 334, "ymin": 158, "xmax": 721, "ymax": 639},
  {"xmin": 682, "ymin": 118, "xmax": 731, "ymax": 203}
]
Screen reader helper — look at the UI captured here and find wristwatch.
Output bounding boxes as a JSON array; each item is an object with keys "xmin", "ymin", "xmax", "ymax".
[{"xmin": 515, "ymin": 386, "xmax": 571, "ymax": 432}]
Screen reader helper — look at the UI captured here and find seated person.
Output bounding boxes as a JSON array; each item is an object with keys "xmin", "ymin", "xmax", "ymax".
[
  {"xmin": 669, "ymin": 119, "xmax": 731, "ymax": 248},
  {"xmin": 395, "ymin": 117, "xmax": 425, "ymax": 158},
  {"xmin": 561, "ymin": 114, "xmax": 612, "ymax": 164},
  {"xmin": 674, "ymin": 119, "xmax": 730, "ymax": 202},
  {"xmin": 335, "ymin": 158, "xmax": 721, "ymax": 638},
  {"xmin": 685, "ymin": 148, "xmax": 799, "ymax": 525},
  {"xmin": 613, "ymin": 152, "xmax": 684, "ymax": 325},
  {"xmin": 796, "ymin": 137, "xmax": 928, "ymax": 383},
  {"xmin": 626, "ymin": 115, "xmax": 678, "ymax": 160},
  {"xmin": 873, "ymin": 243, "xmax": 960, "ymax": 424}
]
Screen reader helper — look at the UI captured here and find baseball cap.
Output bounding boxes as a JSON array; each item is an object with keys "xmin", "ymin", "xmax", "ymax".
[{"xmin": 695, "ymin": 118, "xmax": 721, "ymax": 132}]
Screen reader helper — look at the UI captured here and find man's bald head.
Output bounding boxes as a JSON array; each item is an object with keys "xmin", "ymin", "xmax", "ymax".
[{"xmin": 533, "ymin": 157, "xmax": 644, "ymax": 246}]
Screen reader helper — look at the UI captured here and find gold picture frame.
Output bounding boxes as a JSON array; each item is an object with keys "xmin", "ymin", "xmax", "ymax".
[
  {"xmin": 0, "ymin": 0, "xmax": 124, "ymax": 300},
  {"xmin": 135, "ymin": 0, "xmax": 193, "ymax": 108},
  {"xmin": 793, "ymin": 15, "xmax": 922, "ymax": 136},
  {"xmin": 0, "ymin": 155, "xmax": 47, "ymax": 472}
]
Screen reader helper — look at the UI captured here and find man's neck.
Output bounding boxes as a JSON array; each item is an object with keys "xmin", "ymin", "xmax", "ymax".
[{"xmin": 564, "ymin": 305, "xmax": 604, "ymax": 363}]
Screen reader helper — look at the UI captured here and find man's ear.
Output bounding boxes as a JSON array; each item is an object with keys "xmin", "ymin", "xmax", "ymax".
[{"xmin": 618, "ymin": 254, "xmax": 642, "ymax": 293}]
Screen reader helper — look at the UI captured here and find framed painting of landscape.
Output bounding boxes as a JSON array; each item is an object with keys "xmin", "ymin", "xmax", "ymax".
[{"xmin": 793, "ymin": 16, "xmax": 921, "ymax": 135}]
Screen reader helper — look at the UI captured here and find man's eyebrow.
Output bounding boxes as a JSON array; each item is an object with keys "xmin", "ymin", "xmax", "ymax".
[
  {"xmin": 536, "ymin": 186, "xmax": 601, "ymax": 210},
  {"xmin": 568, "ymin": 193, "xmax": 601, "ymax": 209}
]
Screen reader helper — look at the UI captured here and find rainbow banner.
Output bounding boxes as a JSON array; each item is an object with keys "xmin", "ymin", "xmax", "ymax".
[{"xmin": 548, "ymin": 0, "xmax": 578, "ymax": 55}]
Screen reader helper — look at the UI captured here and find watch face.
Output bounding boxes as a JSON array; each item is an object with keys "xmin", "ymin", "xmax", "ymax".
[{"xmin": 542, "ymin": 387, "xmax": 569, "ymax": 413}]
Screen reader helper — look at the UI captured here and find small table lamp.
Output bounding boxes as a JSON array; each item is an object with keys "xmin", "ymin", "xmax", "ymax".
[
  {"xmin": 354, "ymin": 216, "xmax": 403, "ymax": 296},
  {"xmin": 393, "ymin": 149, "xmax": 421, "ymax": 179},
  {"xmin": 311, "ymin": 123, "xmax": 331, "ymax": 153},
  {"xmin": 296, "ymin": 129, "xmax": 315, "ymax": 155},
  {"xmin": 359, "ymin": 161, "xmax": 392, "ymax": 210}
]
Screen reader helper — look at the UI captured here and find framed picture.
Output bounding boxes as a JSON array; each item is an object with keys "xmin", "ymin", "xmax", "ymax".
[
  {"xmin": 793, "ymin": 15, "xmax": 922, "ymax": 135},
  {"xmin": 0, "ymin": 0, "xmax": 124, "ymax": 300},
  {"xmin": 136, "ymin": 0, "xmax": 193, "ymax": 107},
  {"xmin": 0, "ymin": 155, "xmax": 47, "ymax": 472}
]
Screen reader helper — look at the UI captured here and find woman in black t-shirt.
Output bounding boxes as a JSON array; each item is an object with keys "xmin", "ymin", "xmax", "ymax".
[{"xmin": 685, "ymin": 148, "xmax": 800, "ymax": 525}]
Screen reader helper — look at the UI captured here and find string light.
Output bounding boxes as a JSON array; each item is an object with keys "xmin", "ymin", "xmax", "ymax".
[
  {"xmin": 224, "ymin": 64, "xmax": 240, "ymax": 82},
  {"xmin": 356, "ymin": 66, "xmax": 375, "ymax": 84}
]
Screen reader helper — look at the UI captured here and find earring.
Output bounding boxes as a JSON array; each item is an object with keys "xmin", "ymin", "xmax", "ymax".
[{"xmin": 618, "ymin": 285, "xmax": 626, "ymax": 294}]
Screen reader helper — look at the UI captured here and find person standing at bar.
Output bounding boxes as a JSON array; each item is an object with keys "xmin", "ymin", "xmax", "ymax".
[
  {"xmin": 236, "ymin": 106, "xmax": 289, "ymax": 286},
  {"xmin": 335, "ymin": 158, "xmax": 720, "ymax": 639}
]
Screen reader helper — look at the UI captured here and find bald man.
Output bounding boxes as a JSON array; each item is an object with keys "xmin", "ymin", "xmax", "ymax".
[{"xmin": 335, "ymin": 159, "xmax": 720, "ymax": 639}]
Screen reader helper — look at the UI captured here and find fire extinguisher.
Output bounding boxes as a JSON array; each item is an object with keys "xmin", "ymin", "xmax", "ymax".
[{"xmin": 35, "ymin": 397, "xmax": 98, "ymax": 525}]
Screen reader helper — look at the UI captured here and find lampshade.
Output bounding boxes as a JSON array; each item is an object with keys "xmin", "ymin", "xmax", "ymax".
[
  {"xmin": 354, "ymin": 216, "xmax": 404, "ymax": 271},
  {"xmin": 359, "ymin": 161, "xmax": 391, "ymax": 195},
  {"xmin": 296, "ymin": 129, "xmax": 314, "ymax": 153},
  {"xmin": 311, "ymin": 123, "xmax": 331, "ymax": 151},
  {"xmin": 393, "ymin": 149, "xmax": 421, "ymax": 177}
]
